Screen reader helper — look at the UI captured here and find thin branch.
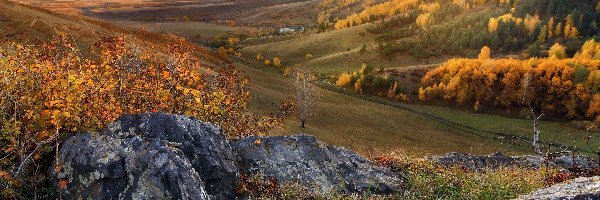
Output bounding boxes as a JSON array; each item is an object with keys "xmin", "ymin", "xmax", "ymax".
[
  {"xmin": 15, "ymin": 133, "xmax": 58, "ymax": 178},
  {"xmin": 0, "ymin": 152, "xmax": 13, "ymax": 162}
]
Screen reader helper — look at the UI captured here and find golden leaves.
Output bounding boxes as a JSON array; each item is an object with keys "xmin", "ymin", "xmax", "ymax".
[
  {"xmin": 336, "ymin": 73, "xmax": 353, "ymax": 87},
  {"xmin": 334, "ymin": 0, "xmax": 418, "ymax": 29},
  {"xmin": 162, "ymin": 70, "xmax": 171, "ymax": 79},
  {"xmin": 420, "ymin": 57, "xmax": 600, "ymax": 119},
  {"xmin": 0, "ymin": 35, "xmax": 289, "ymax": 195},
  {"xmin": 0, "ymin": 171, "xmax": 20, "ymax": 188}
]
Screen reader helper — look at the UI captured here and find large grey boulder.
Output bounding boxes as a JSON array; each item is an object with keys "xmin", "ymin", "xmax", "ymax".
[
  {"xmin": 517, "ymin": 176, "xmax": 600, "ymax": 200},
  {"xmin": 50, "ymin": 113, "xmax": 239, "ymax": 200},
  {"xmin": 231, "ymin": 135, "xmax": 402, "ymax": 195},
  {"xmin": 49, "ymin": 132, "xmax": 209, "ymax": 199},
  {"xmin": 104, "ymin": 113, "xmax": 239, "ymax": 199}
]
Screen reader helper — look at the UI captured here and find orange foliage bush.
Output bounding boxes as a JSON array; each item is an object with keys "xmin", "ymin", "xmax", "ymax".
[
  {"xmin": 336, "ymin": 73, "xmax": 353, "ymax": 86},
  {"xmin": 0, "ymin": 34, "xmax": 288, "ymax": 197}
]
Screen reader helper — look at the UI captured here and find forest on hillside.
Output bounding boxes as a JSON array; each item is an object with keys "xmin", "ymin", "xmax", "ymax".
[{"xmin": 327, "ymin": 0, "xmax": 600, "ymax": 57}]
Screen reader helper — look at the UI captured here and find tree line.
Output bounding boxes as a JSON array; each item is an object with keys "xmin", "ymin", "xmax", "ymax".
[
  {"xmin": 372, "ymin": 0, "xmax": 600, "ymax": 57},
  {"xmin": 419, "ymin": 43, "xmax": 600, "ymax": 122}
]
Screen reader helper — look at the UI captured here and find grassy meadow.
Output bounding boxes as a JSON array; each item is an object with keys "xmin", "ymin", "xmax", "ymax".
[{"xmin": 238, "ymin": 55, "xmax": 598, "ymax": 157}]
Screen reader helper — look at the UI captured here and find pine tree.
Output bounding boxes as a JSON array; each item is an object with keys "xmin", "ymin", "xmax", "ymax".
[{"xmin": 537, "ymin": 25, "xmax": 547, "ymax": 43}]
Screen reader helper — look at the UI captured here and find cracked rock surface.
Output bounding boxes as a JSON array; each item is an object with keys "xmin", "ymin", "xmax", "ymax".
[
  {"xmin": 231, "ymin": 135, "xmax": 402, "ymax": 195},
  {"xmin": 49, "ymin": 113, "xmax": 238, "ymax": 200}
]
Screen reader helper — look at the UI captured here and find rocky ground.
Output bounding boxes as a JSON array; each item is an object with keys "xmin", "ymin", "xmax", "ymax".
[
  {"xmin": 428, "ymin": 152, "xmax": 599, "ymax": 171},
  {"xmin": 517, "ymin": 176, "xmax": 600, "ymax": 199},
  {"xmin": 49, "ymin": 113, "xmax": 401, "ymax": 199},
  {"xmin": 49, "ymin": 113, "xmax": 599, "ymax": 199}
]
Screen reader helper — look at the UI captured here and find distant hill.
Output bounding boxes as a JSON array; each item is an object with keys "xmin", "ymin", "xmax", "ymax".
[
  {"xmin": 15, "ymin": 0, "xmax": 389, "ymax": 27},
  {"xmin": 362, "ymin": 0, "xmax": 600, "ymax": 57},
  {"xmin": 1, "ymin": 0, "xmax": 225, "ymax": 65}
]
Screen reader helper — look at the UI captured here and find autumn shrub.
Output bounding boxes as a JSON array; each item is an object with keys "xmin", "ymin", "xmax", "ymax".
[
  {"xmin": 218, "ymin": 46, "xmax": 228, "ymax": 58},
  {"xmin": 479, "ymin": 46, "xmax": 491, "ymax": 60},
  {"xmin": 273, "ymin": 57, "xmax": 281, "ymax": 66},
  {"xmin": 575, "ymin": 39, "xmax": 600, "ymax": 60},
  {"xmin": 394, "ymin": 93, "xmax": 410, "ymax": 102},
  {"xmin": 335, "ymin": 64, "xmax": 410, "ymax": 103},
  {"xmin": 236, "ymin": 173, "xmax": 318, "ymax": 199},
  {"xmin": 416, "ymin": 13, "xmax": 433, "ymax": 29},
  {"xmin": 305, "ymin": 53, "xmax": 313, "ymax": 60},
  {"xmin": 336, "ymin": 73, "xmax": 353, "ymax": 86},
  {"xmin": 210, "ymin": 32, "xmax": 246, "ymax": 50},
  {"xmin": 0, "ymin": 34, "xmax": 287, "ymax": 198},
  {"xmin": 354, "ymin": 76, "xmax": 365, "ymax": 93}
]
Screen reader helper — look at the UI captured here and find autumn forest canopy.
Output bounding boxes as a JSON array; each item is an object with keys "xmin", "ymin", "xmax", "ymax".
[
  {"xmin": 341, "ymin": 0, "xmax": 600, "ymax": 57},
  {"xmin": 325, "ymin": 0, "xmax": 600, "ymax": 122},
  {"xmin": 420, "ymin": 44, "xmax": 600, "ymax": 122}
]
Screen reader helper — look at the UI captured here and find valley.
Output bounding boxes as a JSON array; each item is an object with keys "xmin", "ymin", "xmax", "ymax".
[{"xmin": 12, "ymin": 0, "xmax": 598, "ymax": 157}]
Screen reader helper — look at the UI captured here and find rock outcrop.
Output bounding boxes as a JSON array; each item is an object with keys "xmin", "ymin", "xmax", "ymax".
[
  {"xmin": 50, "ymin": 113, "xmax": 239, "ymax": 199},
  {"xmin": 231, "ymin": 135, "xmax": 402, "ymax": 195},
  {"xmin": 49, "ymin": 132, "xmax": 210, "ymax": 199},
  {"xmin": 104, "ymin": 113, "xmax": 239, "ymax": 199},
  {"xmin": 430, "ymin": 152, "xmax": 599, "ymax": 171},
  {"xmin": 49, "ymin": 113, "xmax": 403, "ymax": 199},
  {"xmin": 553, "ymin": 156, "xmax": 599, "ymax": 170},
  {"xmin": 517, "ymin": 176, "xmax": 600, "ymax": 200}
]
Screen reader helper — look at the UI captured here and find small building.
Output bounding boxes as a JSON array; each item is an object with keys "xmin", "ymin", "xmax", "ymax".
[{"xmin": 278, "ymin": 26, "xmax": 306, "ymax": 34}]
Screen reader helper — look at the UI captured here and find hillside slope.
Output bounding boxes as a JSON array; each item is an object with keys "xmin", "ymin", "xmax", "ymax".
[
  {"xmin": 235, "ymin": 56, "xmax": 533, "ymax": 156},
  {"xmin": 0, "ymin": 0, "xmax": 224, "ymax": 65}
]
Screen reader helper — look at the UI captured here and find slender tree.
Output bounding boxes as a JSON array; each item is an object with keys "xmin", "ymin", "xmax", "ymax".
[
  {"xmin": 293, "ymin": 70, "xmax": 318, "ymax": 128},
  {"xmin": 522, "ymin": 74, "xmax": 543, "ymax": 155}
]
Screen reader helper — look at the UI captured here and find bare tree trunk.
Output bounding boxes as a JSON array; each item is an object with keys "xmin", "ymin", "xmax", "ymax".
[
  {"xmin": 521, "ymin": 74, "xmax": 545, "ymax": 155},
  {"xmin": 530, "ymin": 106, "xmax": 543, "ymax": 155}
]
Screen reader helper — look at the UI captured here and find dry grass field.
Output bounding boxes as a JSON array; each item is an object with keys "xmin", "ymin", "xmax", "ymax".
[
  {"xmin": 237, "ymin": 56, "xmax": 598, "ymax": 157},
  {"xmin": 239, "ymin": 23, "xmax": 452, "ymax": 76},
  {"xmin": 237, "ymin": 57, "xmax": 534, "ymax": 157}
]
